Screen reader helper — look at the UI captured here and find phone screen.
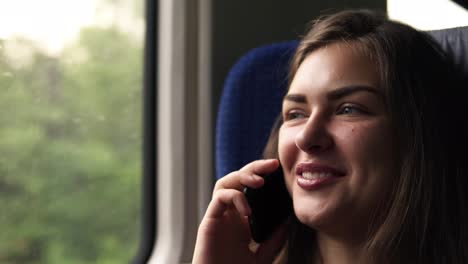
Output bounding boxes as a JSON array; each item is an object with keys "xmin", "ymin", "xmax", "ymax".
[{"xmin": 243, "ymin": 166, "xmax": 293, "ymax": 243}]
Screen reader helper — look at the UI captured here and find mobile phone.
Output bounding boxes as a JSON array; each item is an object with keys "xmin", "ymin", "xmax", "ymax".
[{"xmin": 243, "ymin": 166, "xmax": 293, "ymax": 243}]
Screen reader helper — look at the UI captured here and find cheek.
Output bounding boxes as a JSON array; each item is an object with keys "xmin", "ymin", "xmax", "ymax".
[
  {"xmin": 338, "ymin": 122, "xmax": 398, "ymax": 190},
  {"xmin": 278, "ymin": 126, "xmax": 299, "ymax": 179},
  {"xmin": 335, "ymin": 121, "xmax": 394, "ymax": 161}
]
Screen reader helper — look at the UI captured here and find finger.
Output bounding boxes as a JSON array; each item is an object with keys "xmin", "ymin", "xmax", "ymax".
[
  {"xmin": 215, "ymin": 159, "xmax": 279, "ymax": 192},
  {"xmin": 255, "ymin": 222, "xmax": 288, "ymax": 264},
  {"xmin": 205, "ymin": 189, "xmax": 251, "ymax": 219},
  {"xmin": 214, "ymin": 171, "xmax": 263, "ymax": 194},
  {"xmin": 240, "ymin": 158, "xmax": 280, "ymax": 175}
]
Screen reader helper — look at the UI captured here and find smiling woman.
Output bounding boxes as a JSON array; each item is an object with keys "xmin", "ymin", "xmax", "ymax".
[{"xmin": 279, "ymin": 41, "xmax": 399, "ymax": 262}]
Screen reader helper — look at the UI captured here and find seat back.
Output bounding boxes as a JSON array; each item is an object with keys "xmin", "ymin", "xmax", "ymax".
[{"xmin": 215, "ymin": 41, "xmax": 297, "ymax": 179}]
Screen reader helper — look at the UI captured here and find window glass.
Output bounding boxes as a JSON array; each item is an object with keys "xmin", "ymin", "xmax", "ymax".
[
  {"xmin": 388, "ymin": 0, "xmax": 468, "ymax": 30},
  {"xmin": 0, "ymin": 0, "xmax": 144, "ymax": 263}
]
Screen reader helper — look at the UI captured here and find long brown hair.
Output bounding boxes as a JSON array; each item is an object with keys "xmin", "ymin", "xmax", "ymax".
[{"xmin": 265, "ymin": 9, "xmax": 468, "ymax": 263}]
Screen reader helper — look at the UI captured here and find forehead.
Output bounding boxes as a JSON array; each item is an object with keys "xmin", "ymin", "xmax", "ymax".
[{"xmin": 289, "ymin": 42, "xmax": 380, "ymax": 94}]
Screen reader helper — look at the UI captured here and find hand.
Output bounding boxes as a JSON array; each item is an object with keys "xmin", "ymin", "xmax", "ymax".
[{"xmin": 192, "ymin": 159, "xmax": 288, "ymax": 264}]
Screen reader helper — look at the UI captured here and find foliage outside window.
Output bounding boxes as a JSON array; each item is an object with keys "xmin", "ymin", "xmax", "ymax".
[{"xmin": 0, "ymin": 1, "xmax": 144, "ymax": 263}]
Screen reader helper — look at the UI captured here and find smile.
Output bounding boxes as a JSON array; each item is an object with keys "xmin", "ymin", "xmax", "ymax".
[
  {"xmin": 296, "ymin": 163, "xmax": 346, "ymax": 190},
  {"xmin": 302, "ymin": 171, "xmax": 333, "ymax": 180}
]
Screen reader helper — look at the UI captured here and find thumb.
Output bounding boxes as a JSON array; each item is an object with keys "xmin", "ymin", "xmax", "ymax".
[{"xmin": 255, "ymin": 222, "xmax": 288, "ymax": 264}]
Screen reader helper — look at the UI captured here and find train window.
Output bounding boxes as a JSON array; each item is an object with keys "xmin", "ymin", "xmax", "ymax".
[
  {"xmin": 0, "ymin": 0, "xmax": 146, "ymax": 263},
  {"xmin": 388, "ymin": 0, "xmax": 468, "ymax": 30}
]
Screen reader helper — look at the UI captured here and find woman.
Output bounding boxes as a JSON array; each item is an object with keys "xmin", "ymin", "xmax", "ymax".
[{"xmin": 193, "ymin": 9, "xmax": 468, "ymax": 263}]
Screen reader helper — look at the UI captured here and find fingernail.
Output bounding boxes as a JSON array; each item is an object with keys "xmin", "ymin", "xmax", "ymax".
[
  {"xmin": 244, "ymin": 205, "xmax": 252, "ymax": 216},
  {"xmin": 251, "ymin": 174, "xmax": 263, "ymax": 181}
]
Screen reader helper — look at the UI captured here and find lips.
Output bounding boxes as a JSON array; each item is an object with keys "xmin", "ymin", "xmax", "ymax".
[
  {"xmin": 296, "ymin": 163, "xmax": 346, "ymax": 176},
  {"xmin": 295, "ymin": 163, "xmax": 346, "ymax": 190}
]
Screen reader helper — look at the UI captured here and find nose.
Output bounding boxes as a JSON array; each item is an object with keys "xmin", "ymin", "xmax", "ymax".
[{"xmin": 295, "ymin": 114, "xmax": 333, "ymax": 153}]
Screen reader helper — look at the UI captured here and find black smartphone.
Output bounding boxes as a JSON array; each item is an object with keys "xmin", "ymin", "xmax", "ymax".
[{"xmin": 243, "ymin": 166, "xmax": 293, "ymax": 243}]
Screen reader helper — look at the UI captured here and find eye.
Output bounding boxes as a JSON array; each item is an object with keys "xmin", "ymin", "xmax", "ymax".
[
  {"xmin": 284, "ymin": 111, "xmax": 307, "ymax": 121},
  {"xmin": 336, "ymin": 105, "xmax": 365, "ymax": 115}
]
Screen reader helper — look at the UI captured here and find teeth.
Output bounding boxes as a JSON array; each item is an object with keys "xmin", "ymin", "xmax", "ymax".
[{"xmin": 302, "ymin": 172, "xmax": 332, "ymax": 180}]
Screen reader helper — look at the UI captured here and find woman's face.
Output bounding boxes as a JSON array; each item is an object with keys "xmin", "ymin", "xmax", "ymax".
[{"xmin": 278, "ymin": 42, "xmax": 398, "ymax": 237}]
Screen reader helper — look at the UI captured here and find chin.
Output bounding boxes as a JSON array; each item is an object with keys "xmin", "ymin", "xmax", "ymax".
[
  {"xmin": 293, "ymin": 197, "xmax": 330, "ymax": 228},
  {"xmin": 291, "ymin": 188, "xmax": 348, "ymax": 231}
]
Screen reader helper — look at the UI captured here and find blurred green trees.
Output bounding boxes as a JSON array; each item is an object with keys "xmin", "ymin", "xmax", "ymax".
[{"xmin": 0, "ymin": 23, "xmax": 143, "ymax": 264}]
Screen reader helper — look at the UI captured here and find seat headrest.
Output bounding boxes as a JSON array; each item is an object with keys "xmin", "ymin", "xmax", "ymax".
[{"xmin": 429, "ymin": 26, "xmax": 468, "ymax": 78}]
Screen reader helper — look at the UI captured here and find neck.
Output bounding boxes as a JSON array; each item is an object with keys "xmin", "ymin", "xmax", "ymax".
[{"xmin": 315, "ymin": 232, "xmax": 365, "ymax": 264}]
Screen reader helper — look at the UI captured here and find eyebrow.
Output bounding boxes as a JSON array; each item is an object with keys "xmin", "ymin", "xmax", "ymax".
[
  {"xmin": 327, "ymin": 85, "xmax": 382, "ymax": 100},
  {"xmin": 283, "ymin": 85, "xmax": 382, "ymax": 103},
  {"xmin": 283, "ymin": 94, "xmax": 307, "ymax": 103}
]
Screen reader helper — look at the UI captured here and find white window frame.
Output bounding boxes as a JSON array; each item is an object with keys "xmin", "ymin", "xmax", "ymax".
[{"xmin": 148, "ymin": 0, "xmax": 212, "ymax": 263}]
